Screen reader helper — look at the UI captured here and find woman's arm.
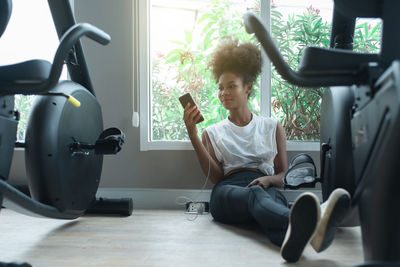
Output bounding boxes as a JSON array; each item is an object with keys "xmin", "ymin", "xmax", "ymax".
[
  {"xmin": 183, "ymin": 103, "xmax": 224, "ymax": 184},
  {"xmin": 247, "ymin": 122, "xmax": 288, "ymax": 189},
  {"xmin": 199, "ymin": 131, "xmax": 225, "ymax": 184},
  {"xmin": 272, "ymin": 121, "xmax": 288, "ymax": 185}
]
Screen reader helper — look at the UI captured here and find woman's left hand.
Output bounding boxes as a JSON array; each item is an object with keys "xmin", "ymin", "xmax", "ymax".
[{"xmin": 247, "ymin": 176, "xmax": 271, "ymax": 189}]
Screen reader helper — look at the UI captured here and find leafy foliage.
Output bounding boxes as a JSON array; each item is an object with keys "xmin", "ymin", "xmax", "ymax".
[
  {"xmin": 270, "ymin": 6, "xmax": 331, "ymax": 140},
  {"xmin": 15, "ymin": 1, "xmax": 381, "ymax": 142},
  {"xmin": 152, "ymin": 0, "xmax": 260, "ymax": 141},
  {"xmin": 151, "ymin": 1, "xmax": 381, "ymax": 141}
]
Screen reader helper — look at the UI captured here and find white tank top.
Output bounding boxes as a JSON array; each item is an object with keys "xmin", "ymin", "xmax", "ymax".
[{"xmin": 205, "ymin": 114, "xmax": 278, "ymax": 176}]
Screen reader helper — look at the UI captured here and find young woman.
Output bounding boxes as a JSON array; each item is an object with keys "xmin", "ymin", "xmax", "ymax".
[{"xmin": 183, "ymin": 38, "xmax": 350, "ymax": 262}]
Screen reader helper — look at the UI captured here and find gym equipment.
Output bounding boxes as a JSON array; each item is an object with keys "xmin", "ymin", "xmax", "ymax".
[
  {"xmin": 244, "ymin": 0, "xmax": 400, "ymax": 266},
  {"xmin": 283, "ymin": 154, "xmax": 317, "ymax": 190},
  {"xmin": 0, "ymin": 0, "xmax": 130, "ymax": 223},
  {"xmin": 86, "ymin": 197, "xmax": 133, "ymax": 217}
]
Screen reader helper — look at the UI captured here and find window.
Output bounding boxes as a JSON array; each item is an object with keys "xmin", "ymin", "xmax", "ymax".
[
  {"xmin": 136, "ymin": 0, "xmax": 381, "ymax": 151},
  {"xmin": 0, "ymin": 0, "xmax": 67, "ymax": 140},
  {"xmin": 137, "ymin": 0, "xmax": 269, "ymax": 150}
]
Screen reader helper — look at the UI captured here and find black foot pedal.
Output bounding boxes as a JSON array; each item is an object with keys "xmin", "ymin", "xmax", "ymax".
[
  {"xmin": 95, "ymin": 127, "xmax": 125, "ymax": 155},
  {"xmin": 86, "ymin": 197, "xmax": 133, "ymax": 216},
  {"xmin": 284, "ymin": 153, "xmax": 320, "ymax": 189},
  {"xmin": 69, "ymin": 127, "xmax": 125, "ymax": 155}
]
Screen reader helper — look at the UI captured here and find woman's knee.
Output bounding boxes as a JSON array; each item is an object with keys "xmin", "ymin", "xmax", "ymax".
[{"xmin": 209, "ymin": 184, "xmax": 253, "ymax": 223}]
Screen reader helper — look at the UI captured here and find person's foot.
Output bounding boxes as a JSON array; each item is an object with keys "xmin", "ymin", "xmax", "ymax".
[
  {"xmin": 280, "ymin": 192, "xmax": 320, "ymax": 262},
  {"xmin": 310, "ymin": 188, "xmax": 351, "ymax": 253}
]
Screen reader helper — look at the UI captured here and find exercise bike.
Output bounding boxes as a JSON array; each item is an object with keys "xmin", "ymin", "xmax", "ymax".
[
  {"xmin": 244, "ymin": 0, "xmax": 400, "ymax": 266},
  {"xmin": 0, "ymin": 0, "xmax": 130, "ymax": 225}
]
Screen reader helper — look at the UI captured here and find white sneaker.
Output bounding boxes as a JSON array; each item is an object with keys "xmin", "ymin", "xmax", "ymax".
[
  {"xmin": 280, "ymin": 192, "xmax": 320, "ymax": 262},
  {"xmin": 310, "ymin": 188, "xmax": 351, "ymax": 252}
]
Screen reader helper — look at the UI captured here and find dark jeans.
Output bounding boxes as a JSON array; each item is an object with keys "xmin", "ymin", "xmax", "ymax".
[{"xmin": 210, "ymin": 170, "xmax": 290, "ymax": 246}]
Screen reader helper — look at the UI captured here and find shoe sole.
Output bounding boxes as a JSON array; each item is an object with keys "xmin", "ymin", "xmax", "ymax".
[
  {"xmin": 310, "ymin": 188, "xmax": 351, "ymax": 252},
  {"xmin": 281, "ymin": 192, "xmax": 320, "ymax": 262}
]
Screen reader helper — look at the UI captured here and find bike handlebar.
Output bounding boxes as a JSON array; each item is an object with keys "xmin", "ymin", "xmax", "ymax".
[
  {"xmin": 243, "ymin": 12, "xmax": 363, "ymax": 87},
  {"xmin": 47, "ymin": 23, "xmax": 110, "ymax": 90}
]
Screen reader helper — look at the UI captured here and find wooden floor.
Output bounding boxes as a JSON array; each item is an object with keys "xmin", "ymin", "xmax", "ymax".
[{"xmin": 0, "ymin": 208, "xmax": 364, "ymax": 267}]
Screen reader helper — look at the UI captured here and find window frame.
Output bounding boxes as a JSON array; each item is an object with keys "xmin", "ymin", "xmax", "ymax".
[{"xmin": 135, "ymin": 0, "xmax": 320, "ymax": 151}]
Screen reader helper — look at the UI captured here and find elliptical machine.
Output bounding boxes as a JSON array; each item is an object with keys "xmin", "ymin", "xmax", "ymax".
[
  {"xmin": 244, "ymin": 0, "xmax": 400, "ymax": 266},
  {"xmin": 0, "ymin": 0, "xmax": 128, "ymax": 221}
]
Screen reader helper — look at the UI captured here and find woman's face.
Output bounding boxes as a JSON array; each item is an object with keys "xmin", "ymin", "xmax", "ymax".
[{"xmin": 218, "ymin": 71, "xmax": 252, "ymax": 110}]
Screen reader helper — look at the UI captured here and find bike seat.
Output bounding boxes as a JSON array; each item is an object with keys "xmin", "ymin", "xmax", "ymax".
[
  {"xmin": 0, "ymin": 0, "xmax": 12, "ymax": 39},
  {"xmin": 298, "ymin": 46, "xmax": 379, "ymax": 74},
  {"xmin": 0, "ymin": 60, "xmax": 51, "ymax": 85}
]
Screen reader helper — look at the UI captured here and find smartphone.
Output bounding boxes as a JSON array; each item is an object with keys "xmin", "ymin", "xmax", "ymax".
[{"xmin": 179, "ymin": 93, "xmax": 204, "ymax": 124}]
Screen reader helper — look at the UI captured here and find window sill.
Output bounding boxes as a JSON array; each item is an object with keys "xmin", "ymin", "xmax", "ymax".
[{"xmin": 140, "ymin": 140, "xmax": 320, "ymax": 151}]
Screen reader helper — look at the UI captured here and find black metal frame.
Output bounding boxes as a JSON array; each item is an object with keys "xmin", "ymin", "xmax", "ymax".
[
  {"xmin": 0, "ymin": 0, "xmax": 111, "ymax": 219},
  {"xmin": 0, "ymin": 1, "xmax": 109, "ymax": 95},
  {"xmin": 47, "ymin": 0, "xmax": 95, "ymax": 95}
]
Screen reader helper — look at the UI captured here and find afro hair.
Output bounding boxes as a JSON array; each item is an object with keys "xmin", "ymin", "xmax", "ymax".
[{"xmin": 209, "ymin": 38, "xmax": 262, "ymax": 85}]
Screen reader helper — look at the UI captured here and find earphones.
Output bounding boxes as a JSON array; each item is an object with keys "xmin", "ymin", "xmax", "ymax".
[
  {"xmin": 176, "ymin": 121, "xmax": 213, "ymax": 221},
  {"xmin": 176, "ymin": 97, "xmax": 226, "ymax": 221}
]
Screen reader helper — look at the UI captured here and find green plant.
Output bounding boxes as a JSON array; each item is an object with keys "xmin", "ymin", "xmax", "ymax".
[
  {"xmin": 353, "ymin": 20, "xmax": 381, "ymax": 53},
  {"xmin": 13, "ymin": 2, "xmax": 382, "ymax": 143},
  {"xmin": 270, "ymin": 9, "xmax": 381, "ymax": 140},
  {"xmin": 152, "ymin": 0, "xmax": 260, "ymax": 140},
  {"xmin": 270, "ymin": 5, "xmax": 330, "ymax": 140}
]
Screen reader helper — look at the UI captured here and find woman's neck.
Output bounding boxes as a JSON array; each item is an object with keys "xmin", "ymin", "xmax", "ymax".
[{"xmin": 228, "ymin": 107, "xmax": 252, "ymax": 126}]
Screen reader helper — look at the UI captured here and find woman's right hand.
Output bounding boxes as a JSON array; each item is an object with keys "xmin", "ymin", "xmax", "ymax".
[{"xmin": 183, "ymin": 103, "xmax": 202, "ymax": 138}]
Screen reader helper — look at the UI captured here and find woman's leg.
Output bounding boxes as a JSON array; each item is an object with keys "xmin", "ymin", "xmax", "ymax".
[
  {"xmin": 247, "ymin": 185, "xmax": 289, "ymax": 246},
  {"xmin": 210, "ymin": 184, "xmax": 255, "ymax": 224},
  {"xmin": 210, "ymin": 170, "xmax": 290, "ymax": 246}
]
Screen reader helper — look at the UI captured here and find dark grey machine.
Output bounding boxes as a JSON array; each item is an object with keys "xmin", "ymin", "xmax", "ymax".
[
  {"xmin": 0, "ymin": 1, "xmax": 130, "ymax": 265},
  {"xmin": 245, "ymin": 0, "xmax": 400, "ymax": 266}
]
